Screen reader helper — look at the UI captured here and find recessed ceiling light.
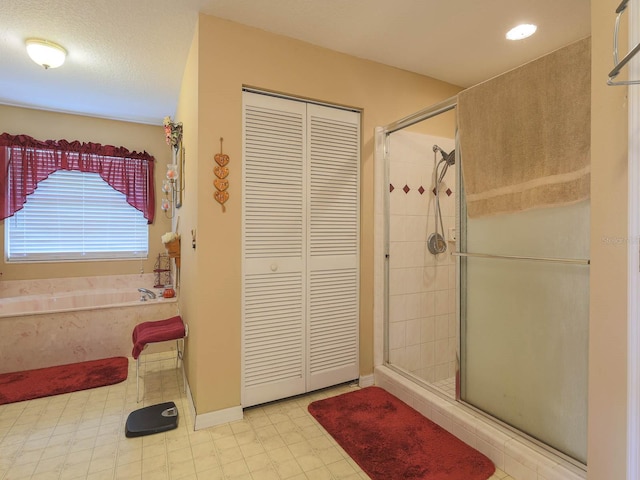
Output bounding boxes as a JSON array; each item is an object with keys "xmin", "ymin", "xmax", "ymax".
[
  {"xmin": 506, "ymin": 24, "xmax": 537, "ymax": 41},
  {"xmin": 25, "ymin": 38, "xmax": 67, "ymax": 69}
]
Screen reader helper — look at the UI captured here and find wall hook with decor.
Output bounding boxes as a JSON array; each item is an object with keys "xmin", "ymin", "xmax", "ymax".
[{"xmin": 214, "ymin": 137, "xmax": 229, "ymax": 212}]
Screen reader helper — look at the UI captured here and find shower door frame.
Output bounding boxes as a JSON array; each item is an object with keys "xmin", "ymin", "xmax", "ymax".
[
  {"xmin": 628, "ymin": 1, "xmax": 640, "ymax": 477},
  {"xmin": 380, "ymin": 95, "xmax": 459, "ymax": 396},
  {"xmin": 379, "ymin": 94, "xmax": 589, "ymax": 470}
]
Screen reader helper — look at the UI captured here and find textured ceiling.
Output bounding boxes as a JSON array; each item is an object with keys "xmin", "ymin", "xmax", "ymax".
[{"xmin": 0, "ymin": 0, "xmax": 591, "ymax": 125}]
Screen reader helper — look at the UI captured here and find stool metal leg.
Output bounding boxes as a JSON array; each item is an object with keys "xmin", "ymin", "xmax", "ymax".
[
  {"xmin": 136, "ymin": 355, "xmax": 140, "ymax": 403},
  {"xmin": 135, "ymin": 336, "xmax": 185, "ymax": 403},
  {"xmin": 176, "ymin": 338, "xmax": 185, "ymax": 393}
]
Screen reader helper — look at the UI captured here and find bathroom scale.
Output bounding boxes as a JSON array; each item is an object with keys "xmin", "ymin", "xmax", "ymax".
[{"xmin": 125, "ymin": 401, "xmax": 178, "ymax": 437}]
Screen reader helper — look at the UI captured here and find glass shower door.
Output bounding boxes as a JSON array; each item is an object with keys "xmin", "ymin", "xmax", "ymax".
[
  {"xmin": 385, "ymin": 126, "xmax": 458, "ymax": 396},
  {"xmin": 459, "ymin": 200, "xmax": 590, "ymax": 464}
]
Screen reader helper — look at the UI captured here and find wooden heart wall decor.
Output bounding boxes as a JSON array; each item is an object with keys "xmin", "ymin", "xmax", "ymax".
[{"xmin": 214, "ymin": 137, "xmax": 230, "ymax": 212}]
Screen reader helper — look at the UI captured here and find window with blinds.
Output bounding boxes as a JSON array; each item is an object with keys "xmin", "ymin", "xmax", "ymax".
[{"xmin": 5, "ymin": 170, "xmax": 148, "ymax": 262}]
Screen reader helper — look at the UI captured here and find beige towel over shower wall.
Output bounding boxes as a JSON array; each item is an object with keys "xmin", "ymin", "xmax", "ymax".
[{"xmin": 457, "ymin": 37, "xmax": 591, "ymax": 218}]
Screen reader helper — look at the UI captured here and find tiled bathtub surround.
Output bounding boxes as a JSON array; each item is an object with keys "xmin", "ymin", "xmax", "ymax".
[
  {"xmin": 0, "ymin": 274, "xmax": 178, "ymax": 373},
  {"xmin": 387, "ymin": 131, "xmax": 457, "ymax": 384},
  {"xmin": 0, "ymin": 289, "xmax": 173, "ymax": 318},
  {"xmin": 0, "ymin": 273, "xmax": 160, "ymax": 299}
]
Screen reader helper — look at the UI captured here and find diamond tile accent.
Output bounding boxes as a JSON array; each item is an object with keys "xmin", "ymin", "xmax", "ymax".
[
  {"xmin": 446, "ymin": 188, "xmax": 452, "ymax": 196},
  {"xmin": 403, "ymin": 184, "xmax": 410, "ymax": 194},
  {"xmin": 418, "ymin": 186, "xmax": 425, "ymax": 195},
  {"xmin": 432, "ymin": 188, "xmax": 437, "ymax": 196},
  {"xmin": 390, "ymin": 183, "xmax": 395, "ymax": 193}
]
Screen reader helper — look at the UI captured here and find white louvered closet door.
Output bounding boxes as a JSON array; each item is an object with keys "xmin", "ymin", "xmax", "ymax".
[
  {"xmin": 242, "ymin": 93, "xmax": 307, "ymax": 407},
  {"xmin": 242, "ymin": 91, "xmax": 359, "ymax": 408},
  {"xmin": 306, "ymin": 104, "xmax": 360, "ymax": 391}
]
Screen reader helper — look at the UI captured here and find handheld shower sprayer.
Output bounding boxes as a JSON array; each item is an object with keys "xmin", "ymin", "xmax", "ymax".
[
  {"xmin": 428, "ymin": 144, "xmax": 456, "ymax": 255},
  {"xmin": 433, "ymin": 145, "xmax": 456, "ymax": 166}
]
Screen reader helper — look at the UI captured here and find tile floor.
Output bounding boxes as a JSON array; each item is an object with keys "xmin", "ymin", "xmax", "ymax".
[
  {"xmin": 431, "ymin": 376, "xmax": 456, "ymax": 399},
  {"xmin": 0, "ymin": 353, "xmax": 516, "ymax": 479}
]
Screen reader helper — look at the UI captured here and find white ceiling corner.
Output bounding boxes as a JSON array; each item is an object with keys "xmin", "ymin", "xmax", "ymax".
[{"xmin": 0, "ymin": 0, "xmax": 590, "ymax": 125}]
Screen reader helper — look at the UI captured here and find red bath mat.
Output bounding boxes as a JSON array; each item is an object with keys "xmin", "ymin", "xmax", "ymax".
[
  {"xmin": 308, "ymin": 386, "xmax": 495, "ymax": 480},
  {"xmin": 0, "ymin": 357, "xmax": 128, "ymax": 405}
]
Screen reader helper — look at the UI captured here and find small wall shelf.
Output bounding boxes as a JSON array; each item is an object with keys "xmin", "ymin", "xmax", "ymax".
[{"xmin": 154, "ymin": 254, "xmax": 172, "ymax": 288}]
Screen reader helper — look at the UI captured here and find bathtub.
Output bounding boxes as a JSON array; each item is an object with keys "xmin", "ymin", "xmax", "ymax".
[
  {"xmin": 0, "ymin": 289, "xmax": 172, "ymax": 318},
  {"xmin": 0, "ymin": 274, "xmax": 180, "ymax": 373}
]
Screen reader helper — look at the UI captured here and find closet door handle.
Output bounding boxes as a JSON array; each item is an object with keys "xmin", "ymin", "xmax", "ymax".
[{"xmin": 270, "ymin": 263, "xmax": 278, "ymax": 272}]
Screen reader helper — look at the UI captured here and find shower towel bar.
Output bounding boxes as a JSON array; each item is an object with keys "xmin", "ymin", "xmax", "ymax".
[
  {"xmin": 608, "ymin": 0, "xmax": 640, "ymax": 85},
  {"xmin": 453, "ymin": 252, "xmax": 590, "ymax": 265}
]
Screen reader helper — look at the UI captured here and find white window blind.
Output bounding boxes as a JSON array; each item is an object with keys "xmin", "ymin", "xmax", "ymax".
[{"xmin": 5, "ymin": 170, "xmax": 148, "ymax": 262}]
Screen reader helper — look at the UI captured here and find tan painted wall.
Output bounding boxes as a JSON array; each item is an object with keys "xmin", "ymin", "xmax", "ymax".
[
  {"xmin": 179, "ymin": 14, "xmax": 460, "ymax": 414},
  {"xmin": 0, "ymin": 105, "xmax": 172, "ymax": 280},
  {"xmin": 588, "ymin": 0, "xmax": 629, "ymax": 477},
  {"xmin": 6, "ymin": 13, "xmax": 621, "ymax": 472},
  {"xmin": 174, "ymin": 22, "xmax": 201, "ymax": 405}
]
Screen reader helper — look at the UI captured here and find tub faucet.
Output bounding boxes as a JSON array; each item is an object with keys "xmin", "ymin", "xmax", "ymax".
[{"xmin": 138, "ymin": 288, "xmax": 156, "ymax": 301}]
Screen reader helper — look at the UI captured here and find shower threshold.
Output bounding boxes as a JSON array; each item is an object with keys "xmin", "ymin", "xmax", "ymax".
[
  {"xmin": 387, "ymin": 364, "xmax": 457, "ymax": 401},
  {"xmin": 432, "ymin": 376, "xmax": 456, "ymax": 398},
  {"xmin": 375, "ymin": 365, "xmax": 586, "ymax": 480}
]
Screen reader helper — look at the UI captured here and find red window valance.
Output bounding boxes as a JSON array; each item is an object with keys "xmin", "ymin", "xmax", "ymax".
[{"xmin": 0, "ymin": 133, "xmax": 155, "ymax": 223}]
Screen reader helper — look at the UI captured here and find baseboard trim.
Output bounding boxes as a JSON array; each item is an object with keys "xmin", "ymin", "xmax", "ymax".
[
  {"xmin": 185, "ymin": 381, "xmax": 196, "ymax": 422},
  {"xmin": 194, "ymin": 405, "xmax": 243, "ymax": 430},
  {"xmin": 184, "ymin": 376, "xmax": 243, "ymax": 430},
  {"xmin": 359, "ymin": 373, "xmax": 375, "ymax": 387}
]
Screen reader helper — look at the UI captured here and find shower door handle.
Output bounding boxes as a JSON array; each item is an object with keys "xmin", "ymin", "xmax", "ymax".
[{"xmin": 453, "ymin": 252, "xmax": 590, "ymax": 265}]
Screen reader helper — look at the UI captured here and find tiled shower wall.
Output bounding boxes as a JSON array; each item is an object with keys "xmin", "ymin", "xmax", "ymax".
[{"xmin": 387, "ymin": 130, "xmax": 456, "ymax": 384}]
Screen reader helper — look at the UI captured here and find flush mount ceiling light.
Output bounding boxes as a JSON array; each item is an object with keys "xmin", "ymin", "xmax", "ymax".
[
  {"xmin": 506, "ymin": 24, "xmax": 537, "ymax": 41},
  {"xmin": 25, "ymin": 38, "xmax": 67, "ymax": 69}
]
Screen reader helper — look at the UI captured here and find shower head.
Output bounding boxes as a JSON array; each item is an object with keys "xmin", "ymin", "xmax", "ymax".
[
  {"xmin": 443, "ymin": 149, "xmax": 455, "ymax": 166},
  {"xmin": 432, "ymin": 145, "xmax": 456, "ymax": 166}
]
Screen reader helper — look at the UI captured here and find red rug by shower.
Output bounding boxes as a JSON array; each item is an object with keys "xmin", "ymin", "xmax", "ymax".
[
  {"xmin": 308, "ymin": 386, "xmax": 495, "ymax": 480},
  {"xmin": 0, "ymin": 357, "xmax": 128, "ymax": 405}
]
